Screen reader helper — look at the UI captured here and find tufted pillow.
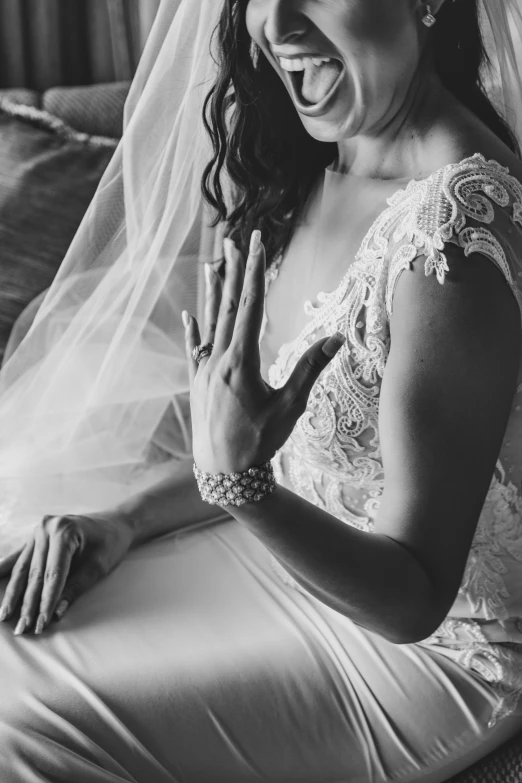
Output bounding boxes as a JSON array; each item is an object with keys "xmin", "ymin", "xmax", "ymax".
[
  {"xmin": 0, "ymin": 98, "xmax": 119, "ymax": 363},
  {"xmin": 43, "ymin": 82, "xmax": 131, "ymax": 140}
]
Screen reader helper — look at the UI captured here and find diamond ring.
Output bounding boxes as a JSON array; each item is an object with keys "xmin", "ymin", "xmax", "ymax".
[{"xmin": 191, "ymin": 343, "xmax": 214, "ymax": 364}]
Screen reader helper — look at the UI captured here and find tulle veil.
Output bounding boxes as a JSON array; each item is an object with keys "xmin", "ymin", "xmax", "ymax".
[{"xmin": 0, "ymin": 0, "xmax": 520, "ymax": 555}]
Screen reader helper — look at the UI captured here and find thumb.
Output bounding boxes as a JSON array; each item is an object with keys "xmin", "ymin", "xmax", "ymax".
[{"xmin": 283, "ymin": 331, "xmax": 346, "ymax": 403}]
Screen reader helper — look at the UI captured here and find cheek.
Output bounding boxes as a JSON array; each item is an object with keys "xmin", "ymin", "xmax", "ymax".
[
  {"xmin": 339, "ymin": 7, "xmax": 420, "ymax": 95},
  {"xmin": 341, "ymin": 1, "xmax": 416, "ymax": 57},
  {"xmin": 343, "ymin": 0, "xmax": 412, "ymax": 40}
]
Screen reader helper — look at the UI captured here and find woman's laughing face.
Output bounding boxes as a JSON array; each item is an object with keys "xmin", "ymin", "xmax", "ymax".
[{"xmin": 246, "ymin": 0, "xmax": 425, "ymax": 144}]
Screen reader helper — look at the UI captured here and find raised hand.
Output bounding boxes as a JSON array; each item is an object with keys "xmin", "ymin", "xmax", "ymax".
[
  {"xmin": 0, "ymin": 511, "xmax": 134, "ymax": 635},
  {"xmin": 182, "ymin": 230, "xmax": 346, "ymax": 476}
]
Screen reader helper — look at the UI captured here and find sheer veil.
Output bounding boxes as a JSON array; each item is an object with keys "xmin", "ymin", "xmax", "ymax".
[
  {"xmin": 481, "ymin": 0, "xmax": 522, "ymax": 142},
  {"xmin": 0, "ymin": 0, "xmax": 520, "ymax": 555}
]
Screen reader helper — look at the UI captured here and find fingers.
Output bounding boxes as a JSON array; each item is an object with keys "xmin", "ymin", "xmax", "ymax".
[
  {"xmin": 0, "ymin": 517, "xmax": 83, "ymax": 636},
  {"xmin": 212, "ymin": 238, "xmax": 246, "ymax": 355},
  {"xmin": 0, "ymin": 515, "xmax": 116, "ymax": 637},
  {"xmin": 281, "ymin": 332, "xmax": 347, "ymax": 410},
  {"xmin": 183, "ymin": 232, "xmax": 263, "ymax": 373},
  {"xmin": 183, "ymin": 310, "xmax": 202, "ymax": 383},
  {"xmin": 35, "ymin": 522, "xmax": 81, "ymax": 634},
  {"xmin": 202, "ymin": 263, "xmax": 223, "ymax": 347},
  {"xmin": 14, "ymin": 526, "xmax": 50, "ymax": 634},
  {"xmin": 183, "ymin": 259, "xmax": 222, "ymax": 378},
  {"xmin": 229, "ymin": 231, "xmax": 266, "ymax": 363},
  {"xmin": 0, "ymin": 540, "xmax": 35, "ymax": 626}
]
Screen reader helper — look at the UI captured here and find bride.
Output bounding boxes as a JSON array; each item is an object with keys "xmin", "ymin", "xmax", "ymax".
[{"xmin": 0, "ymin": 0, "xmax": 522, "ymax": 780}]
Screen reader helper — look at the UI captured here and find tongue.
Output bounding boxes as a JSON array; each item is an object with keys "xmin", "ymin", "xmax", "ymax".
[{"xmin": 301, "ymin": 61, "xmax": 342, "ymax": 105}]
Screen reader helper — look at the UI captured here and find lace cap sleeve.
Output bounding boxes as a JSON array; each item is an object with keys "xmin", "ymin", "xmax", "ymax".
[{"xmin": 385, "ymin": 154, "xmax": 522, "ymax": 327}]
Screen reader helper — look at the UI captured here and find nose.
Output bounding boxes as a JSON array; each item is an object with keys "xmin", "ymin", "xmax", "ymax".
[{"xmin": 263, "ymin": 0, "xmax": 309, "ymax": 49}]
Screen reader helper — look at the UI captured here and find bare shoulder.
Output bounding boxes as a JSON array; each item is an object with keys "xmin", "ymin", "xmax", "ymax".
[
  {"xmin": 409, "ymin": 95, "xmax": 521, "ymax": 188},
  {"xmin": 434, "ymin": 113, "xmax": 522, "ymax": 183}
]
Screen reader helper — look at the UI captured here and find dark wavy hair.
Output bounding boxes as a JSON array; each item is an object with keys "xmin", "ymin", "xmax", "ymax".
[{"xmin": 201, "ymin": 0, "xmax": 520, "ymax": 270}]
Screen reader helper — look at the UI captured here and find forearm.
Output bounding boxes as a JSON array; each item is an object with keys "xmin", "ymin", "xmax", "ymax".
[
  {"xmin": 228, "ymin": 485, "xmax": 439, "ymax": 644},
  {"xmin": 117, "ymin": 457, "xmax": 230, "ymax": 546}
]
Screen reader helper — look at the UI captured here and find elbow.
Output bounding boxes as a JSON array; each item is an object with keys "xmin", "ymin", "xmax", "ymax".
[
  {"xmin": 384, "ymin": 627, "xmax": 434, "ymax": 646},
  {"xmin": 378, "ymin": 608, "xmax": 444, "ymax": 646},
  {"xmin": 349, "ymin": 612, "xmax": 441, "ymax": 646},
  {"xmin": 380, "ymin": 571, "xmax": 451, "ymax": 645},
  {"xmin": 371, "ymin": 535, "xmax": 449, "ymax": 645}
]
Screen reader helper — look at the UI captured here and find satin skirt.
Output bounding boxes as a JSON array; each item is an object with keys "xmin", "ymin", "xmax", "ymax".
[{"xmin": 1, "ymin": 516, "xmax": 522, "ymax": 783}]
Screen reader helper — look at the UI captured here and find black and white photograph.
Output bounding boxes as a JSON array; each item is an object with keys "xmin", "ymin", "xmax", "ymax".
[{"xmin": 0, "ymin": 0, "xmax": 521, "ymax": 780}]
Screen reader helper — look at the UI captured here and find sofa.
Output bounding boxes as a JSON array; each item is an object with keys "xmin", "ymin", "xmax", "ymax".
[
  {"xmin": 0, "ymin": 81, "xmax": 520, "ymax": 783},
  {"xmin": 0, "ymin": 81, "xmax": 130, "ymax": 363}
]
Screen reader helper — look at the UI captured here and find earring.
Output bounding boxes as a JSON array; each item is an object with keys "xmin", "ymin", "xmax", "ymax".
[{"xmin": 422, "ymin": 4, "xmax": 437, "ymax": 26}]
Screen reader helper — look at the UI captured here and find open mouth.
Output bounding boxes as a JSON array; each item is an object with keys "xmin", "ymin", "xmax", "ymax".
[{"xmin": 288, "ymin": 58, "xmax": 345, "ymax": 109}]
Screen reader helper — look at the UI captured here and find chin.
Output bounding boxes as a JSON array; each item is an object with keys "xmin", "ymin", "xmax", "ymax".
[{"xmin": 299, "ymin": 110, "xmax": 362, "ymax": 145}]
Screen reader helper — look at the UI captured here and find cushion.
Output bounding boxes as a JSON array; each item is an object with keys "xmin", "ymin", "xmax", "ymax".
[
  {"xmin": 43, "ymin": 82, "xmax": 131, "ymax": 140},
  {"xmin": 0, "ymin": 89, "xmax": 40, "ymax": 109},
  {"xmin": 0, "ymin": 97, "xmax": 119, "ymax": 363}
]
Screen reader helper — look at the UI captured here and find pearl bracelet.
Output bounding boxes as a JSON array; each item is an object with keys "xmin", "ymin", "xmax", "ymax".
[{"xmin": 193, "ymin": 460, "xmax": 277, "ymax": 507}]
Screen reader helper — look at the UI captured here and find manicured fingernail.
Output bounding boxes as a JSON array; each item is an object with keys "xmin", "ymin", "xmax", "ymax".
[
  {"xmin": 181, "ymin": 310, "xmax": 189, "ymax": 328},
  {"xmin": 14, "ymin": 617, "xmax": 27, "ymax": 636},
  {"xmin": 223, "ymin": 237, "xmax": 236, "ymax": 262},
  {"xmin": 322, "ymin": 331, "xmax": 346, "ymax": 358},
  {"xmin": 249, "ymin": 230, "xmax": 261, "ymax": 255},
  {"xmin": 55, "ymin": 599, "xmax": 69, "ymax": 620},
  {"xmin": 0, "ymin": 606, "xmax": 8, "ymax": 622},
  {"xmin": 35, "ymin": 614, "xmax": 46, "ymax": 635}
]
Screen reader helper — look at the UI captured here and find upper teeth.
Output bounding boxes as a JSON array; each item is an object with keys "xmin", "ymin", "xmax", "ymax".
[{"xmin": 278, "ymin": 56, "xmax": 332, "ymax": 72}]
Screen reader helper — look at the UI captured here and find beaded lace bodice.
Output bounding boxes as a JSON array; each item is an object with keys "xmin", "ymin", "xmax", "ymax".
[{"xmin": 259, "ymin": 154, "xmax": 522, "ymax": 727}]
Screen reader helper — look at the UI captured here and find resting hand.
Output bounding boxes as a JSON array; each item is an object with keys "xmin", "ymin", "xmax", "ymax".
[
  {"xmin": 0, "ymin": 511, "xmax": 134, "ymax": 636},
  {"xmin": 183, "ymin": 230, "xmax": 346, "ymax": 475}
]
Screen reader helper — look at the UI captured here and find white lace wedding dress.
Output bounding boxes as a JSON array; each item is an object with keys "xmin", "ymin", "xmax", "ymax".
[
  {"xmin": 0, "ymin": 153, "xmax": 522, "ymax": 783},
  {"xmin": 263, "ymin": 153, "xmax": 522, "ymax": 725}
]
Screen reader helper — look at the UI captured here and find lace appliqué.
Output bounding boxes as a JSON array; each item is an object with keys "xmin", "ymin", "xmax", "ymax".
[
  {"xmin": 456, "ymin": 463, "xmax": 522, "ymax": 621},
  {"xmin": 420, "ymin": 617, "xmax": 522, "ymax": 728},
  {"xmin": 266, "ymin": 154, "xmax": 522, "ymax": 530},
  {"xmin": 386, "ymin": 154, "xmax": 522, "ymax": 325},
  {"xmin": 262, "ymin": 154, "xmax": 522, "ymax": 720},
  {"xmin": 266, "ymin": 256, "xmax": 389, "ymax": 530}
]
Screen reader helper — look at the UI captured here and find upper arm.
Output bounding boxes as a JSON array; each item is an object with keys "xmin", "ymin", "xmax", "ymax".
[{"xmin": 376, "ymin": 244, "xmax": 521, "ymax": 635}]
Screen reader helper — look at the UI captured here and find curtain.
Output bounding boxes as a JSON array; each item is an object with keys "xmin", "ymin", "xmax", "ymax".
[{"xmin": 0, "ymin": 0, "xmax": 162, "ymax": 90}]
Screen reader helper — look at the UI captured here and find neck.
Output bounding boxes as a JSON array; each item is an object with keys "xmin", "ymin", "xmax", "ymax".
[{"xmin": 334, "ymin": 70, "xmax": 465, "ymax": 181}]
